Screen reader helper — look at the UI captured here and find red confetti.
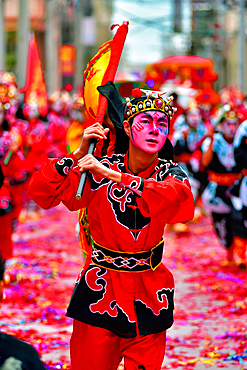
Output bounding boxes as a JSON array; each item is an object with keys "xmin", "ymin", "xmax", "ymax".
[{"xmin": 1, "ymin": 207, "xmax": 247, "ymax": 369}]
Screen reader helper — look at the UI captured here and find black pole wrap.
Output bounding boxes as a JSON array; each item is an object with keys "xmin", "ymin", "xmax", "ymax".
[{"xmin": 75, "ymin": 138, "xmax": 97, "ymax": 200}]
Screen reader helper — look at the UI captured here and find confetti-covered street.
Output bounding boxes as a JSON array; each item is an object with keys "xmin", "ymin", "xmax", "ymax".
[{"xmin": 0, "ymin": 205, "xmax": 247, "ymax": 370}]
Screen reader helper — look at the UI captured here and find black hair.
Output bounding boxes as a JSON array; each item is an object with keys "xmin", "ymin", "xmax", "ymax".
[
  {"xmin": 1, "ymin": 119, "xmax": 10, "ymax": 131},
  {"xmin": 128, "ymin": 116, "xmax": 134, "ymax": 126},
  {"xmin": 171, "ymin": 92, "xmax": 178, "ymax": 101},
  {"xmin": 15, "ymin": 104, "xmax": 26, "ymax": 120}
]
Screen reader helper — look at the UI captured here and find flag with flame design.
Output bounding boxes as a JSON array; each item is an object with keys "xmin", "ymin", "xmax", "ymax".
[
  {"xmin": 82, "ymin": 21, "xmax": 129, "ymax": 124},
  {"xmin": 79, "ymin": 21, "xmax": 129, "ymax": 259}
]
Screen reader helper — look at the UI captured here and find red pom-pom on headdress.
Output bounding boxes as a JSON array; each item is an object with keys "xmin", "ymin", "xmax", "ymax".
[{"xmin": 132, "ymin": 88, "xmax": 142, "ymax": 99}]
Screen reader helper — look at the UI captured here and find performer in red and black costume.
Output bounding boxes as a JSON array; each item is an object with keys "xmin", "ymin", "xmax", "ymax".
[
  {"xmin": 201, "ymin": 108, "xmax": 247, "ymax": 267},
  {"xmin": 28, "ymin": 85, "xmax": 194, "ymax": 370}
]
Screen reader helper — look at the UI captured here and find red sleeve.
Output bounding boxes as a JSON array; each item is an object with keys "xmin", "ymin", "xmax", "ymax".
[
  {"xmin": 120, "ymin": 172, "xmax": 194, "ymax": 224},
  {"xmin": 137, "ymin": 176, "xmax": 194, "ymax": 223},
  {"xmin": 28, "ymin": 153, "xmax": 91, "ymax": 211}
]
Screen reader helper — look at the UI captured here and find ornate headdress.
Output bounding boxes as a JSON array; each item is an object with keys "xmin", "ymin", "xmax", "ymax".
[
  {"xmin": 224, "ymin": 109, "xmax": 239, "ymax": 122},
  {"xmin": 214, "ymin": 104, "xmax": 239, "ymax": 126},
  {"xmin": 124, "ymin": 88, "xmax": 176, "ymax": 121}
]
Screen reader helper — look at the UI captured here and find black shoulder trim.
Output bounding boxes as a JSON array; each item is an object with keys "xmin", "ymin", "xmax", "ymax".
[{"xmin": 55, "ymin": 157, "xmax": 74, "ymax": 177}]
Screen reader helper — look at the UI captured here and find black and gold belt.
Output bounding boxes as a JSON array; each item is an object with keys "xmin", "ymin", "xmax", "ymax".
[{"xmin": 92, "ymin": 238, "xmax": 164, "ymax": 272}]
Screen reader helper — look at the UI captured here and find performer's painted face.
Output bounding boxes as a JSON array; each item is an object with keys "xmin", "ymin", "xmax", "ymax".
[
  {"xmin": 29, "ymin": 104, "xmax": 39, "ymax": 118},
  {"xmin": 222, "ymin": 119, "xmax": 239, "ymax": 139},
  {"xmin": 130, "ymin": 111, "xmax": 169, "ymax": 153},
  {"xmin": 235, "ymin": 98, "xmax": 243, "ymax": 107},
  {"xmin": 186, "ymin": 109, "xmax": 201, "ymax": 128},
  {"xmin": 52, "ymin": 98, "xmax": 63, "ymax": 113}
]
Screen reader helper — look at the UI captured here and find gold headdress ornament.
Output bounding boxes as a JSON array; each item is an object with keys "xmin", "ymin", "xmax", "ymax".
[
  {"xmin": 214, "ymin": 104, "xmax": 239, "ymax": 126},
  {"xmin": 124, "ymin": 88, "xmax": 177, "ymax": 121},
  {"xmin": 224, "ymin": 109, "xmax": 239, "ymax": 122}
]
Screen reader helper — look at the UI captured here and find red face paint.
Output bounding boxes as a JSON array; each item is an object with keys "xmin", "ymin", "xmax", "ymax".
[{"xmin": 130, "ymin": 111, "xmax": 169, "ymax": 153}]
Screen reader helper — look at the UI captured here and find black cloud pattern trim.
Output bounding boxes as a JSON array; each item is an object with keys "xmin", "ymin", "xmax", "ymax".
[{"xmin": 55, "ymin": 157, "xmax": 74, "ymax": 177}]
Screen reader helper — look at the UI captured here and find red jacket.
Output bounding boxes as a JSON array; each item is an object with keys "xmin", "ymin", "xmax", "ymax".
[
  {"xmin": 2, "ymin": 150, "xmax": 28, "ymax": 184},
  {"xmin": 28, "ymin": 152, "xmax": 194, "ymax": 338}
]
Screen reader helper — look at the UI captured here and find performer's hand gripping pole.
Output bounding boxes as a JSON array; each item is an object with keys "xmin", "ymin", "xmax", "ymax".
[
  {"xmin": 75, "ymin": 138, "xmax": 97, "ymax": 200},
  {"xmin": 75, "ymin": 20, "xmax": 129, "ymax": 201}
]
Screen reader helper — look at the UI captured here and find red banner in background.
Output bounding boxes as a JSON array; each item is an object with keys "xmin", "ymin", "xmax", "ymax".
[
  {"xmin": 19, "ymin": 33, "xmax": 48, "ymax": 117},
  {"xmin": 59, "ymin": 45, "xmax": 76, "ymax": 77}
]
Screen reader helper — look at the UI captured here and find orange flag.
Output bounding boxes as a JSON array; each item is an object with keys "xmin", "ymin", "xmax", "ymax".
[
  {"xmin": 19, "ymin": 33, "xmax": 48, "ymax": 117},
  {"xmin": 83, "ymin": 21, "xmax": 129, "ymax": 123},
  {"xmin": 77, "ymin": 22, "xmax": 129, "ymax": 257}
]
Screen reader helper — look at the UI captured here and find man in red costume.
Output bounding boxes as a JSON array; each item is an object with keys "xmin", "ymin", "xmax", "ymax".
[{"xmin": 28, "ymin": 88, "xmax": 194, "ymax": 370}]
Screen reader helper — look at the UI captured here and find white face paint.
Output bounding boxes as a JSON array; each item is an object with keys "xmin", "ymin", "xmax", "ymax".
[
  {"xmin": 235, "ymin": 98, "xmax": 243, "ymax": 107},
  {"xmin": 52, "ymin": 98, "xmax": 63, "ymax": 113},
  {"xmin": 186, "ymin": 109, "xmax": 201, "ymax": 128},
  {"xmin": 29, "ymin": 104, "xmax": 39, "ymax": 118},
  {"xmin": 222, "ymin": 120, "xmax": 239, "ymax": 139}
]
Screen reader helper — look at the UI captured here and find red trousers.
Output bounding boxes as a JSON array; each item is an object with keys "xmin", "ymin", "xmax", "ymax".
[{"xmin": 70, "ymin": 320, "xmax": 166, "ymax": 370}]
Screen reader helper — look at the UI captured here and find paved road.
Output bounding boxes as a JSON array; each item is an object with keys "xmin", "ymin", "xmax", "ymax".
[{"xmin": 0, "ymin": 205, "xmax": 246, "ymax": 369}]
